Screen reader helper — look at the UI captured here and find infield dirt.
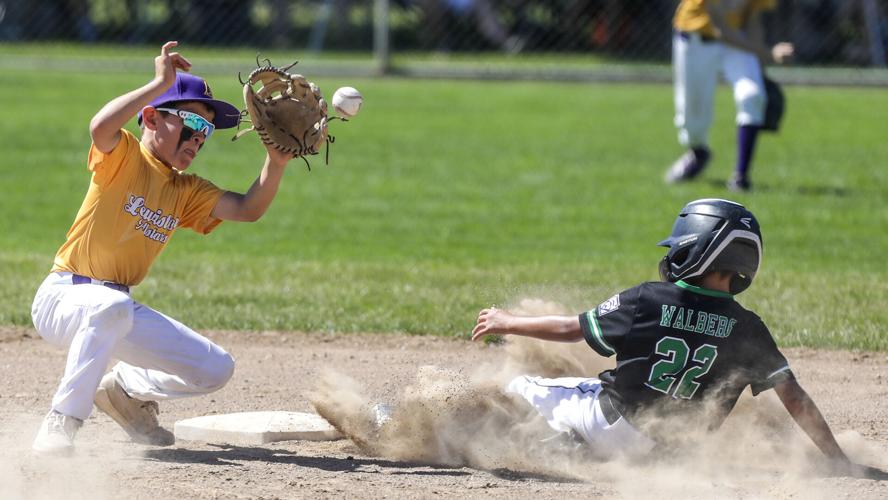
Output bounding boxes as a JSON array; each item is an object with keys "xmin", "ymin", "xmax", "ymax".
[{"xmin": 1, "ymin": 324, "xmax": 885, "ymax": 499}]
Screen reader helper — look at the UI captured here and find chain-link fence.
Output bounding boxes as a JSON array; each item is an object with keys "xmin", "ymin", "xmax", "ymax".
[{"xmin": 2, "ymin": 0, "xmax": 887, "ymax": 85}]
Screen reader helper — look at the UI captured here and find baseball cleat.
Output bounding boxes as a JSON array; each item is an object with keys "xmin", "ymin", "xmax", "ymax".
[
  {"xmin": 726, "ymin": 175, "xmax": 752, "ymax": 192},
  {"xmin": 665, "ymin": 147, "xmax": 711, "ymax": 183},
  {"xmin": 94, "ymin": 373, "xmax": 175, "ymax": 446},
  {"xmin": 32, "ymin": 410, "xmax": 82, "ymax": 456}
]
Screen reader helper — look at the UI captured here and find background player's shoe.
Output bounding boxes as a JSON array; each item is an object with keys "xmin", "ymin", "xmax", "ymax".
[
  {"xmin": 665, "ymin": 147, "xmax": 711, "ymax": 183},
  {"xmin": 94, "ymin": 373, "xmax": 175, "ymax": 446},
  {"xmin": 726, "ymin": 174, "xmax": 752, "ymax": 192},
  {"xmin": 32, "ymin": 410, "xmax": 82, "ymax": 456}
]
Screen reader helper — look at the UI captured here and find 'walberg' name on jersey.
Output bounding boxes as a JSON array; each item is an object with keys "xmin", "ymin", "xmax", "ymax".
[{"xmin": 660, "ymin": 305, "xmax": 737, "ymax": 338}]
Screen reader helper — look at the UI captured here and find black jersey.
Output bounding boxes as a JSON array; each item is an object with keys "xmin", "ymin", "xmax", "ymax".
[{"xmin": 579, "ymin": 280, "xmax": 793, "ymax": 431}]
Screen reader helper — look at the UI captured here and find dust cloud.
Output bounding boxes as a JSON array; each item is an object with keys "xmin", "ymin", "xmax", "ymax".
[
  {"xmin": 0, "ymin": 414, "xmax": 133, "ymax": 500},
  {"xmin": 310, "ymin": 298, "xmax": 888, "ymax": 497}
]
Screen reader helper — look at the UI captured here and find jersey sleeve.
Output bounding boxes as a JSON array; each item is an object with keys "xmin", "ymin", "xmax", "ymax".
[
  {"xmin": 579, "ymin": 286, "xmax": 639, "ymax": 357},
  {"xmin": 746, "ymin": 320, "xmax": 794, "ymax": 395},
  {"xmin": 178, "ymin": 175, "xmax": 226, "ymax": 234},
  {"xmin": 88, "ymin": 129, "xmax": 137, "ymax": 187}
]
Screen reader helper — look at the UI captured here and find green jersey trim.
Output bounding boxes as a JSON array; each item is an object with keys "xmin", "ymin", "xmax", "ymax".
[
  {"xmin": 583, "ymin": 310, "xmax": 616, "ymax": 356},
  {"xmin": 675, "ymin": 280, "xmax": 734, "ymax": 299}
]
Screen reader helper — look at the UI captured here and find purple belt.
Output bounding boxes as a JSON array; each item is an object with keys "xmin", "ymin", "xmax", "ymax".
[
  {"xmin": 72, "ymin": 274, "xmax": 130, "ymax": 293},
  {"xmin": 676, "ymin": 30, "xmax": 716, "ymax": 43}
]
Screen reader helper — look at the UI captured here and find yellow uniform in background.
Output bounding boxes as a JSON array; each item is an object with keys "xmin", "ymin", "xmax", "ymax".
[
  {"xmin": 674, "ymin": 0, "xmax": 777, "ymax": 37},
  {"xmin": 666, "ymin": 0, "xmax": 780, "ymax": 191}
]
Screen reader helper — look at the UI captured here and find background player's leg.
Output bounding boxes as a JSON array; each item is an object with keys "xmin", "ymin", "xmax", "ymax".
[
  {"xmin": 731, "ymin": 125, "xmax": 760, "ymax": 191},
  {"xmin": 667, "ymin": 34, "xmax": 721, "ymax": 183},
  {"xmin": 722, "ymin": 48, "xmax": 767, "ymax": 190}
]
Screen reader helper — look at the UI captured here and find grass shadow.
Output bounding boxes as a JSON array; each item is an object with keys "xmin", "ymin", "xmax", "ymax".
[{"xmin": 701, "ymin": 178, "xmax": 855, "ymax": 197}]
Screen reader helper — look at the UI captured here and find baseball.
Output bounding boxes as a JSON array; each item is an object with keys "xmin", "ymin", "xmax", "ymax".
[{"xmin": 332, "ymin": 86, "xmax": 363, "ymax": 118}]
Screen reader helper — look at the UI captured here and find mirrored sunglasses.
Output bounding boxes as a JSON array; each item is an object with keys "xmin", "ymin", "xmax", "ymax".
[{"xmin": 156, "ymin": 108, "xmax": 215, "ymax": 140}]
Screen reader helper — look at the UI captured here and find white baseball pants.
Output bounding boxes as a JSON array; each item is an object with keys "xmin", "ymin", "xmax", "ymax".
[
  {"xmin": 31, "ymin": 272, "xmax": 235, "ymax": 421},
  {"xmin": 506, "ymin": 375, "xmax": 655, "ymax": 459},
  {"xmin": 673, "ymin": 32, "xmax": 766, "ymax": 147}
]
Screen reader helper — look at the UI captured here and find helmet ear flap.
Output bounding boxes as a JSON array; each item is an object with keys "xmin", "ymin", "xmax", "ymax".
[
  {"xmin": 659, "ymin": 256, "xmax": 673, "ymax": 282},
  {"xmin": 729, "ymin": 273, "xmax": 752, "ymax": 294}
]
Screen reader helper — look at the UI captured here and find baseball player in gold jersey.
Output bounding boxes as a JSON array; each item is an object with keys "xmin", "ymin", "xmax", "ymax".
[
  {"xmin": 666, "ymin": 0, "xmax": 794, "ymax": 191},
  {"xmin": 30, "ymin": 42, "xmax": 297, "ymax": 455}
]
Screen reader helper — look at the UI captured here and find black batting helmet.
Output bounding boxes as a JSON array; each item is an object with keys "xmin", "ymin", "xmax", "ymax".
[{"xmin": 658, "ymin": 199, "xmax": 763, "ymax": 294}]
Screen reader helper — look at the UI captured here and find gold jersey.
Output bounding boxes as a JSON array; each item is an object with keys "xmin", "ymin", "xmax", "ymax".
[
  {"xmin": 674, "ymin": 0, "xmax": 777, "ymax": 38},
  {"xmin": 52, "ymin": 129, "xmax": 225, "ymax": 286}
]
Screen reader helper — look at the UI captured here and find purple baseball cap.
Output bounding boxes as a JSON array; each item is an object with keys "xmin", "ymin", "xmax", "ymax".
[{"xmin": 138, "ymin": 72, "xmax": 240, "ymax": 129}]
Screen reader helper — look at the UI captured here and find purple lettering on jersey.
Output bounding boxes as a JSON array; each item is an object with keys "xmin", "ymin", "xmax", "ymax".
[{"xmin": 124, "ymin": 194, "xmax": 180, "ymax": 244}]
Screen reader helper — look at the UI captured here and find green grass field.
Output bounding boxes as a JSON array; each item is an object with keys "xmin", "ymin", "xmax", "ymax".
[{"xmin": 1, "ymin": 46, "xmax": 886, "ymax": 349}]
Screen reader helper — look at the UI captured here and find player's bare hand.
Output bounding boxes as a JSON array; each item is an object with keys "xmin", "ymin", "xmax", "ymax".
[
  {"xmin": 472, "ymin": 307, "xmax": 513, "ymax": 341},
  {"xmin": 155, "ymin": 41, "xmax": 192, "ymax": 89},
  {"xmin": 770, "ymin": 42, "xmax": 794, "ymax": 64}
]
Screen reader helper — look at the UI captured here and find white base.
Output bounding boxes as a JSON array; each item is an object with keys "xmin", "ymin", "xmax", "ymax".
[{"xmin": 174, "ymin": 411, "xmax": 342, "ymax": 445}]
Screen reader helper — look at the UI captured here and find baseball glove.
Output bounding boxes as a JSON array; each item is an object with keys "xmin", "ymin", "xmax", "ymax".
[
  {"xmin": 761, "ymin": 75, "xmax": 785, "ymax": 133},
  {"xmin": 232, "ymin": 58, "xmax": 331, "ymax": 168}
]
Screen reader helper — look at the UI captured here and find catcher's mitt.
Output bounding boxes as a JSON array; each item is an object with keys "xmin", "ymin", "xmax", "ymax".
[
  {"xmin": 232, "ymin": 58, "xmax": 331, "ymax": 167},
  {"xmin": 761, "ymin": 75, "xmax": 785, "ymax": 133}
]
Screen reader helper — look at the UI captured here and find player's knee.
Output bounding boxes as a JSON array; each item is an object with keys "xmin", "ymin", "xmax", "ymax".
[
  {"xmin": 735, "ymin": 80, "xmax": 766, "ymax": 122},
  {"xmin": 195, "ymin": 351, "xmax": 236, "ymax": 392}
]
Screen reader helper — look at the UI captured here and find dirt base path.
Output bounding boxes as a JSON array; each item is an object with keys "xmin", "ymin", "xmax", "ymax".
[{"xmin": 1, "ymin": 328, "xmax": 886, "ymax": 499}]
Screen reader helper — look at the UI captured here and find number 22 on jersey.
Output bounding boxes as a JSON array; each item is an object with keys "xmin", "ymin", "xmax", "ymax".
[{"xmin": 645, "ymin": 336, "xmax": 719, "ymax": 399}]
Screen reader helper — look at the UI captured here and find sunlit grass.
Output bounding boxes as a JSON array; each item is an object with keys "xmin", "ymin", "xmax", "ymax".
[{"xmin": 0, "ymin": 55, "xmax": 885, "ymax": 349}]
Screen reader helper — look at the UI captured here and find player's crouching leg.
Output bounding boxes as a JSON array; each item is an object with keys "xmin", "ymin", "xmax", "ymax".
[
  {"xmin": 192, "ymin": 350, "xmax": 236, "ymax": 393},
  {"xmin": 31, "ymin": 277, "xmax": 136, "ymax": 455},
  {"xmin": 95, "ymin": 372, "xmax": 175, "ymax": 446},
  {"xmin": 94, "ymin": 349, "xmax": 234, "ymax": 447}
]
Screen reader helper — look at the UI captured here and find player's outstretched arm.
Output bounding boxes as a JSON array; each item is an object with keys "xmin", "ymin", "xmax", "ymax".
[
  {"xmin": 89, "ymin": 41, "xmax": 192, "ymax": 153},
  {"xmin": 471, "ymin": 307, "xmax": 582, "ymax": 343},
  {"xmin": 774, "ymin": 378, "xmax": 886, "ymax": 478},
  {"xmin": 211, "ymin": 147, "xmax": 291, "ymax": 222}
]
